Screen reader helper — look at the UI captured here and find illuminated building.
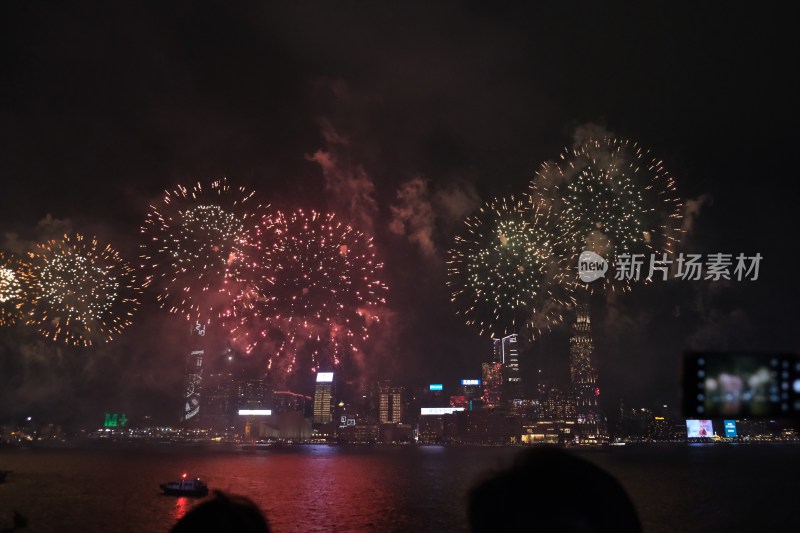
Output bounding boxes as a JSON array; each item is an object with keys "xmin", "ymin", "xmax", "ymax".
[
  {"xmin": 521, "ymin": 420, "xmax": 575, "ymax": 444},
  {"xmin": 378, "ymin": 423, "xmax": 413, "ymax": 443},
  {"xmin": 418, "ymin": 414, "xmax": 445, "ymax": 443},
  {"xmin": 358, "ymin": 382, "xmax": 379, "ymax": 423},
  {"xmin": 420, "ymin": 407, "xmax": 465, "ymax": 415},
  {"xmin": 494, "ymin": 334, "xmax": 522, "ymax": 401},
  {"xmin": 379, "ymin": 381, "xmax": 403, "ymax": 424},
  {"xmin": 460, "ymin": 379, "xmax": 482, "ymax": 407},
  {"xmin": 458, "ymin": 410, "xmax": 521, "ymax": 444},
  {"xmin": 313, "ymin": 372, "xmax": 334, "ymax": 424},
  {"xmin": 450, "ymin": 395, "xmax": 470, "ymax": 409},
  {"xmin": 509, "ymin": 398, "xmax": 539, "ymax": 418},
  {"xmin": 201, "ymin": 372, "xmax": 234, "ymax": 431},
  {"xmin": 333, "ymin": 398, "xmax": 368, "ymax": 434},
  {"xmin": 235, "ymin": 379, "xmax": 268, "ymax": 408},
  {"xmin": 182, "ymin": 322, "xmax": 206, "ymax": 424},
  {"xmin": 272, "ymin": 391, "xmax": 314, "ymax": 441},
  {"xmin": 616, "ymin": 406, "xmax": 654, "ymax": 441},
  {"xmin": 492, "ymin": 338, "xmax": 505, "ymax": 363},
  {"xmin": 542, "ymin": 386, "xmax": 576, "ymax": 420},
  {"xmin": 336, "ymin": 413, "xmax": 379, "ymax": 443},
  {"xmin": 647, "ymin": 416, "xmax": 671, "ymax": 441},
  {"xmin": 569, "ymin": 304, "xmax": 604, "ymax": 438},
  {"xmin": 418, "ymin": 383, "xmax": 447, "ymax": 410},
  {"xmin": 481, "ymin": 362, "xmax": 503, "ymax": 408},
  {"xmin": 273, "ymin": 390, "xmax": 311, "ymax": 415}
]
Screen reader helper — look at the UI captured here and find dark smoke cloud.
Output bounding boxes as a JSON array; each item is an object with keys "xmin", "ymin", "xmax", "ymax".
[
  {"xmin": 687, "ymin": 307, "xmax": 752, "ymax": 350},
  {"xmin": 434, "ymin": 180, "xmax": 481, "ymax": 223},
  {"xmin": 389, "ymin": 178, "xmax": 437, "ymax": 257},
  {"xmin": 389, "ymin": 176, "xmax": 480, "ymax": 258},
  {"xmin": 572, "ymin": 122, "xmax": 615, "ymax": 149},
  {"xmin": 687, "ymin": 282, "xmax": 753, "ymax": 350},
  {"xmin": 681, "ymin": 194, "xmax": 713, "ymax": 239},
  {"xmin": 355, "ymin": 305, "xmax": 402, "ymax": 385},
  {"xmin": 3, "ymin": 214, "xmax": 74, "ymax": 256},
  {"xmin": 307, "ymin": 121, "xmax": 379, "ymax": 234}
]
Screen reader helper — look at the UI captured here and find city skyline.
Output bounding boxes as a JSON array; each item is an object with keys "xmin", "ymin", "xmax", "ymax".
[{"xmin": 140, "ymin": 307, "xmax": 616, "ymax": 444}]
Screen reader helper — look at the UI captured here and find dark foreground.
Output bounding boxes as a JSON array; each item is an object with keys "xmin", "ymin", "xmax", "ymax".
[{"xmin": 0, "ymin": 444, "xmax": 796, "ymax": 532}]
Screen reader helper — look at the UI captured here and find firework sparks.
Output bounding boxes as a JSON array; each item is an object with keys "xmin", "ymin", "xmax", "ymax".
[
  {"xmin": 22, "ymin": 234, "xmax": 141, "ymax": 347},
  {"xmin": 140, "ymin": 178, "xmax": 262, "ymax": 323},
  {"xmin": 447, "ymin": 195, "xmax": 573, "ymax": 339},
  {"xmin": 225, "ymin": 209, "xmax": 388, "ymax": 373},
  {"xmin": 0, "ymin": 252, "xmax": 25, "ymax": 327},
  {"xmin": 530, "ymin": 137, "xmax": 684, "ymax": 292}
]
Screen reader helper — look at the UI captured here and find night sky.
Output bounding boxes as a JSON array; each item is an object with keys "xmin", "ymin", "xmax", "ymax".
[{"xmin": 1, "ymin": 2, "xmax": 796, "ymax": 426}]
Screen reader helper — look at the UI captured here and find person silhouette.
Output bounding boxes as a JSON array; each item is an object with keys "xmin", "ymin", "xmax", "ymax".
[
  {"xmin": 468, "ymin": 447, "xmax": 641, "ymax": 533},
  {"xmin": 170, "ymin": 491, "xmax": 270, "ymax": 533}
]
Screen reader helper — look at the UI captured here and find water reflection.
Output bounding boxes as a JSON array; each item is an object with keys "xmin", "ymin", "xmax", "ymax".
[
  {"xmin": 171, "ymin": 497, "xmax": 189, "ymax": 522},
  {"xmin": 1, "ymin": 446, "xmax": 798, "ymax": 532}
]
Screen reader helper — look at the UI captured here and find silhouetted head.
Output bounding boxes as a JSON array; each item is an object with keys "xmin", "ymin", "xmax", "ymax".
[
  {"xmin": 170, "ymin": 491, "xmax": 270, "ymax": 533},
  {"xmin": 468, "ymin": 447, "xmax": 641, "ymax": 533}
]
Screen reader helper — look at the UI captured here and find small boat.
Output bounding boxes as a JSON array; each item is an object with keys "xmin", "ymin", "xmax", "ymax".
[{"xmin": 159, "ymin": 473, "xmax": 209, "ymax": 497}]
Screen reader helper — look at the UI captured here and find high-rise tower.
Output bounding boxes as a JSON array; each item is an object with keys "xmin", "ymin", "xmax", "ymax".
[
  {"xmin": 494, "ymin": 334, "xmax": 522, "ymax": 401},
  {"xmin": 182, "ymin": 322, "xmax": 206, "ymax": 424},
  {"xmin": 569, "ymin": 304, "xmax": 603, "ymax": 438},
  {"xmin": 379, "ymin": 381, "xmax": 403, "ymax": 424},
  {"xmin": 313, "ymin": 372, "xmax": 334, "ymax": 424},
  {"xmin": 481, "ymin": 362, "xmax": 503, "ymax": 408}
]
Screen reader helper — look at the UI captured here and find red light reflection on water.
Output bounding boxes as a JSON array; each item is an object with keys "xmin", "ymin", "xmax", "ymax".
[{"xmin": 172, "ymin": 497, "xmax": 189, "ymax": 522}]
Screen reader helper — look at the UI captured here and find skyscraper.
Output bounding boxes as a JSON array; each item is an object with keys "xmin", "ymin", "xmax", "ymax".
[
  {"xmin": 379, "ymin": 381, "xmax": 403, "ymax": 424},
  {"xmin": 313, "ymin": 372, "xmax": 334, "ymax": 424},
  {"xmin": 481, "ymin": 362, "xmax": 503, "ymax": 408},
  {"xmin": 569, "ymin": 304, "xmax": 603, "ymax": 438},
  {"xmin": 494, "ymin": 334, "xmax": 522, "ymax": 401},
  {"xmin": 235, "ymin": 379, "xmax": 268, "ymax": 409},
  {"xmin": 182, "ymin": 322, "xmax": 206, "ymax": 424},
  {"xmin": 492, "ymin": 338, "xmax": 504, "ymax": 364},
  {"xmin": 460, "ymin": 379, "xmax": 482, "ymax": 403},
  {"xmin": 542, "ymin": 386, "xmax": 576, "ymax": 420},
  {"xmin": 202, "ymin": 371, "xmax": 234, "ymax": 431}
]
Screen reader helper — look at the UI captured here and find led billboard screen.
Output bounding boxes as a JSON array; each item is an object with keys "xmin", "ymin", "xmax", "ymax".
[{"xmin": 686, "ymin": 419, "xmax": 714, "ymax": 438}]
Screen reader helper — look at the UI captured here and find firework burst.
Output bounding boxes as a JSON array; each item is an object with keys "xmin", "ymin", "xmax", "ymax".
[
  {"xmin": 530, "ymin": 137, "xmax": 684, "ymax": 292},
  {"xmin": 447, "ymin": 195, "xmax": 573, "ymax": 339},
  {"xmin": 141, "ymin": 178, "xmax": 262, "ymax": 323},
  {"xmin": 225, "ymin": 209, "xmax": 388, "ymax": 374},
  {"xmin": 22, "ymin": 234, "xmax": 141, "ymax": 347},
  {"xmin": 0, "ymin": 252, "xmax": 25, "ymax": 327}
]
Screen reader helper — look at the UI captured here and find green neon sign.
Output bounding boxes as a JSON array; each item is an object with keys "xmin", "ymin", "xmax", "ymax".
[{"xmin": 103, "ymin": 413, "xmax": 128, "ymax": 427}]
